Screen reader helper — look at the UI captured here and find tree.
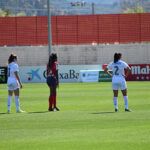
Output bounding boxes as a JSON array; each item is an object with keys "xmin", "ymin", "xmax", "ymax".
[
  {"xmin": 121, "ymin": 0, "xmax": 145, "ymax": 13},
  {"xmin": 0, "ymin": 9, "xmax": 13, "ymax": 16},
  {"xmin": 16, "ymin": 11, "xmax": 26, "ymax": 16},
  {"xmin": 123, "ymin": 5, "xmax": 145, "ymax": 13},
  {"xmin": 0, "ymin": 9, "xmax": 6, "ymax": 17}
]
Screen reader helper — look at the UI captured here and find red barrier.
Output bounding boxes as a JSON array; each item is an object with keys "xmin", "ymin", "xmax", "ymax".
[
  {"xmin": 16, "ymin": 17, "xmax": 37, "ymax": 45},
  {"xmin": 141, "ymin": 13, "xmax": 150, "ymax": 42},
  {"xmin": 56, "ymin": 16, "xmax": 78, "ymax": 45},
  {"xmin": 77, "ymin": 15, "xmax": 98, "ymax": 44},
  {"xmin": 99, "ymin": 14, "xmax": 119, "ymax": 43},
  {"xmin": 119, "ymin": 14, "xmax": 141, "ymax": 43},
  {"xmin": 37, "ymin": 16, "xmax": 48, "ymax": 45},
  {"xmin": 0, "ymin": 17, "xmax": 16, "ymax": 46},
  {"xmin": 0, "ymin": 14, "xmax": 150, "ymax": 46}
]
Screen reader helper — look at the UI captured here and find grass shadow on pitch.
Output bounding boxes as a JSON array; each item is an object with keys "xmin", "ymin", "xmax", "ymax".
[
  {"xmin": 0, "ymin": 111, "xmax": 49, "ymax": 115},
  {"xmin": 28, "ymin": 111, "xmax": 49, "ymax": 114},
  {"xmin": 0, "ymin": 112, "xmax": 8, "ymax": 115},
  {"xmin": 91, "ymin": 111, "xmax": 115, "ymax": 115}
]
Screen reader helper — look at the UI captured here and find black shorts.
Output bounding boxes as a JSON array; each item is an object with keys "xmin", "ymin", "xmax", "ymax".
[{"xmin": 46, "ymin": 76, "xmax": 57, "ymax": 87}]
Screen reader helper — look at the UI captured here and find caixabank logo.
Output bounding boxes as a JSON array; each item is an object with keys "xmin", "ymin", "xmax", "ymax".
[
  {"xmin": 43, "ymin": 69, "xmax": 79, "ymax": 80},
  {"xmin": 59, "ymin": 70, "xmax": 79, "ymax": 80},
  {"xmin": 127, "ymin": 64, "xmax": 150, "ymax": 81},
  {"xmin": 27, "ymin": 68, "xmax": 41, "ymax": 81}
]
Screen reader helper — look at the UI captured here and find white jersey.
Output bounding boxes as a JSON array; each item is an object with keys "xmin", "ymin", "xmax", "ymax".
[
  {"xmin": 107, "ymin": 60, "xmax": 129, "ymax": 77},
  {"xmin": 7, "ymin": 62, "xmax": 20, "ymax": 90},
  {"xmin": 107, "ymin": 60, "xmax": 130, "ymax": 90},
  {"xmin": 7, "ymin": 62, "xmax": 19, "ymax": 79}
]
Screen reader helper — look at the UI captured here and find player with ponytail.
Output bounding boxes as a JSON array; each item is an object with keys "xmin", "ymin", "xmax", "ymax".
[
  {"xmin": 46, "ymin": 53, "xmax": 59, "ymax": 111},
  {"xmin": 105, "ymin": 53, "xmax": 131, "ymax": 112}
]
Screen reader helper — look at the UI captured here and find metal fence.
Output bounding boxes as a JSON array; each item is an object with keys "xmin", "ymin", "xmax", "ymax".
[{"xmin": 0, "ymin": 13, "xmax": 150, "ymax": 46}]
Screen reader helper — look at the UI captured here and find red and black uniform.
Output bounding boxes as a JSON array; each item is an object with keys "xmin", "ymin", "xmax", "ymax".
[
  {"xmin": 46, "ymin": 61, "xmax": 58, "ymax": 87},
  {"xmin": 46, "ymin": 61, "xmax": 59, "ymax": 110}
]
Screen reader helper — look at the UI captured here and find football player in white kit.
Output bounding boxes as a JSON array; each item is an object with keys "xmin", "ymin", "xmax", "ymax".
[
  {"xmin": 7, "ymin": 54, "xmax": 25, "ymax": 113},
  {"xmin": 104, "ymin": 53, "xmax": 131, "ymax": 112}
]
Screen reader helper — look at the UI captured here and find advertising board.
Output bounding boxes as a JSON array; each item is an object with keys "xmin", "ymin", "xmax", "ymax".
[
  {"xmin": 0, "ymin": 67, "xmax": 7, "ymax": 84},
  {"xmin": 102, "ymin": 64, "xmax": 150, "ymax": 81},
  {"xmin": 127, "ymin": 64, "xmax": 150, "ymax": 81},
  {"xmin": 79, "ymin": 70, "xmax": 99, "ymax": 82},
  {"xmin": 19, "ymin": 65, "xmax": 102, "ymax": 83}
]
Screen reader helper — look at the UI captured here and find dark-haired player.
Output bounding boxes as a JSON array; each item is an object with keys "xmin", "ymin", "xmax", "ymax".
[
  {"xmin": 46, "ymin": 53, "xmax": 59, "ymax": 111},
  {"xmin": 104, "ymin": 53, "xmax": 131, "ymax": 112}
]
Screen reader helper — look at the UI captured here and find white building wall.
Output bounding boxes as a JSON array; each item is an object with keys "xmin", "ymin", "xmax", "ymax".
[{"xmin": 0, "ymin": 43, "xmax": 150, "ymax": 66}]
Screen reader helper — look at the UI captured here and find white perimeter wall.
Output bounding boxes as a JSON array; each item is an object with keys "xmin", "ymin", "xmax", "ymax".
[{"xmin": 0, "ymin": 43, "xmax": 150, "ymax": 66}]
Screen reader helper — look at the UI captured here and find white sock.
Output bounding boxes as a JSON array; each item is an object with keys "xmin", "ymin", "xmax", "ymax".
[
  {"xmin": 123, "ymin": 96, "xmax": 129, "ymax": 109},
  {"xmin": 113, "ymin": 97, "xmax": 118, "ymax": 109},
  {"xmin": 7, "ymin": 96, "xmax": 12, "ymax": 111},
  {"xmin": 15, "ymin": 96, "xmax": 20, "ymax": 111}
]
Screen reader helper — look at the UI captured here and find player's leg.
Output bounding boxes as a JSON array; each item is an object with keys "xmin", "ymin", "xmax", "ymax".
[
  {"xmin": 121, "ymin": 81, "xmax": 130, "ymax": 112},
  {"xmin": 14, "ymin": 88, "xmax": 24, "ymax": 113},
  {"xmin": 7, "ymin": 90, "xmax": 13, "ymax": 113},
  {"xmin": 14, "ymin": 88, "xmax": 20, "ymax": 112},
  {"xmin": 48, "ymin": 86, "xmax": 55, "ymax": 111},
  {"xmin": 113, "ymin": 90, "xmax": 119, "ymax": 112},
  {"xmin": 53, "ymin": 86, "xmax": 59, "ymax": 111},
  {"xmin": 112, "ymin": 81, "xmax": 119, "ymax": 112},
  {"xmin": 7, "ymin": 81, "xmax": 16, "ymax": 113},
  {"xmin": 47, "ymin": 76, "xmax": 59, "ymax": 111},
  {"xmin": 47, "ymin": 76, "xmax": 55, "ymax": 111},
  {"xmin": 121, "ymin": 89, "xmax": 130, "ymax": 112},
  {"xmin": 49, "ymin": 76, "xmax": 59, "ymax": 111}
]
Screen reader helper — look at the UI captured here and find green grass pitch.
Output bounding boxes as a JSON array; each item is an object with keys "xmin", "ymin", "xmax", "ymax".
[{"xmin": 0, "ymin": 82, "xmax": 150, "ymax": 150}]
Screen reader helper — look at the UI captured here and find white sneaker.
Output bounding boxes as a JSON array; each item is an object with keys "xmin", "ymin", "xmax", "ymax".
[
  {"xmin": 53, "ymin": 108, "xmax": 57, "ymax": 112},
  {"xmin": 16, "ymin": 109, "xmax": 25, "ymax": 113}
]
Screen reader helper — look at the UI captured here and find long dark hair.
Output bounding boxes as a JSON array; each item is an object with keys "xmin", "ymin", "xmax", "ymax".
[
  {"xmin": 8, "ymin": 53, "xmax": 17, "ymax": 64},
  {"xmin": 114, "ymin": 53, "xmax": 122, "ymax": 63},
  {"xmin": 47, "ymin": 53, "xmax": 57, "ymax": 69}
]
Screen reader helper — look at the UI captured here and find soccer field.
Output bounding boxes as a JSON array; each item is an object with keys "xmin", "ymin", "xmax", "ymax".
[{"xmin": 0, "ymin": 82, "xmax": 150, "ymax": 150}]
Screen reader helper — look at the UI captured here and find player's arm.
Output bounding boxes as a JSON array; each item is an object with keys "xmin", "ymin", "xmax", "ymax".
[
  {"xmin": 125, "ymin": 66, "xmax": 131, "ymax": 78},
  {"xmin": 14, "ymin": 71, "xmax": 23, "ymax": 88},
  {"xmin": 55, "ymin": 62, "xmax": 59, "ymax": 88},
  {"xmin": 56, "ymin": 70, "xmax": 59, "ymax": 87},
  {"xmin": 104, "ymin": 67, "xmax": 112, "ymax": 77}
]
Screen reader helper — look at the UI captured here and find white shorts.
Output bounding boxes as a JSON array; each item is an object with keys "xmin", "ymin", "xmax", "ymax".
[
  {"xmin": 7, "ymin": 79, "xmax": 20, "ymax": 91},
  {"xmin": 112, "ymin": 76, "xmax": 127, "ymax": 90}
]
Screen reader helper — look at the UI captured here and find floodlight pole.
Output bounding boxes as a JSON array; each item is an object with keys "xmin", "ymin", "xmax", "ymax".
[
  {"xmin": 47, "ymin": 0, "xmax": 52, "ymax": 55},
  {"xmin": 92, "ymin": 3, "xmax": 95, "ymax": 14}
]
